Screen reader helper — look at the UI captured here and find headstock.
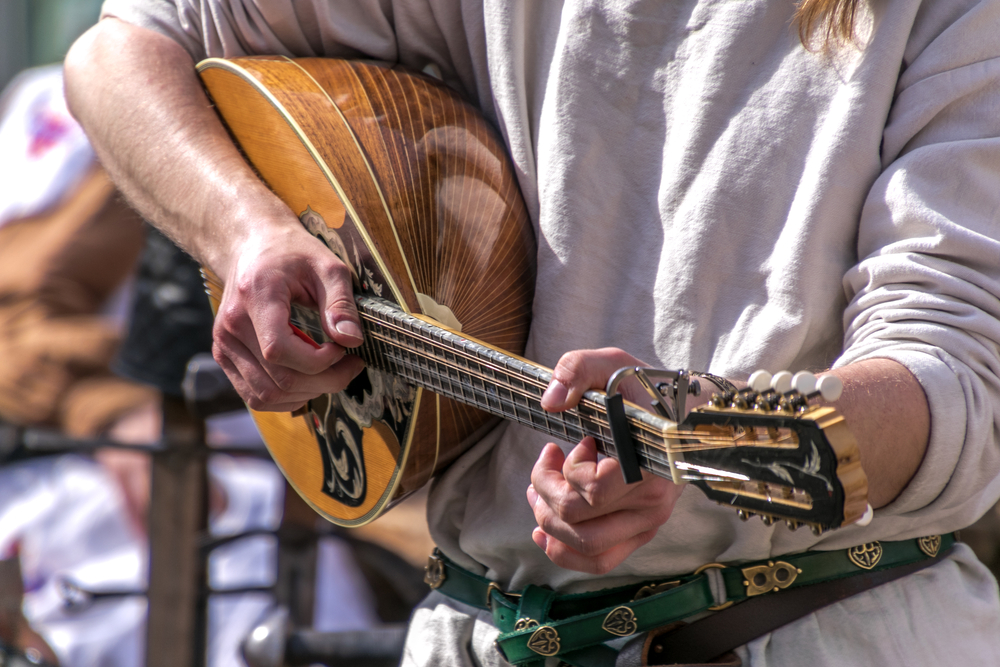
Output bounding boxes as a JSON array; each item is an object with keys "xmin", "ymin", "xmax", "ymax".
[{"xmin": 669, "ymin": 370, "xmax": 870, "ymax": 534}]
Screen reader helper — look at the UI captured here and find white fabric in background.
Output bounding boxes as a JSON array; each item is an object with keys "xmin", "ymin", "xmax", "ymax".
[
  {"xmin": 0, "ymin": 442, "xmax": 379, "ymax": 667},
  {"xmin": 0, "ymin": 65, "xmax": 95, "ymax": 228}
]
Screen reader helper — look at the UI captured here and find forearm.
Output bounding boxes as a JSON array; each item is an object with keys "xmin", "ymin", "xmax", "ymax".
[
  {"xmin": 64, "ymin": 18, "xmax": 297, "ymax": 276},
  {"xmin": 822, "ymin": 358, "xmax": 929, "ymax": 509}
]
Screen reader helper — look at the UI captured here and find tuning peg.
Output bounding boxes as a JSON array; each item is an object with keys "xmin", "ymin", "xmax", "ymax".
[
  {"xmin": 816, "ymin": 375, "xmax": 843, "ymax": 402},
  {"xmin": 770, "ymin": 371, "xmax": 793, "ymax": 395},
  {"xmin": 811, "ymin": 525, "xmax": 824, "ymax": 536},
  {"xmin": 748, "ymin": 370, "xmax": 772, "ymax": 393},
  {"xmin": 761, "ymin": 514, "xmax": 776, "ymax": 526},
  {"xmin": 791, "ymin": 371, "xmax": 817, "ymax": 396},
  {"xmin": 856, "ymin": 503, "xmax": 874, "ymax": 526},
  {"xmin": 784, "ymin": 520, "xmax": 800, "ymax": 531}
]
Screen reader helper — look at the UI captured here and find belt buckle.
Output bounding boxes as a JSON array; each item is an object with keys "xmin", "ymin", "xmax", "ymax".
[
  {"xmin": 694, "ymin": 562, "xmax": 734, "ymax": 610},
  {"xmin": 486, "ymin": 581, "xmax": 521, "ymax": 610}
]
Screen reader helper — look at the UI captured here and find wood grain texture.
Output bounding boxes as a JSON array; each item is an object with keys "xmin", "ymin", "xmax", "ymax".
[{"xmin": 198, "ymin": 57, "xmax": 535, "ymax": 525}]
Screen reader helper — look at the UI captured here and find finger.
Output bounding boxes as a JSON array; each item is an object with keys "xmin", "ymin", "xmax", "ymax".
[
  {"xmin": 530, "ymin": 442, "xmax": 568, "ymax": 492},
  {"xmin": 561, "ymin": 437, "xmax": 637, "ymax": 507},
  {"xmin": 216, "ymin": 292, "xmax": 363, "ymax": 393},
  {"xmin": 531, "ymin": 490, "xmax": 673, "ymax": 557},
  {"xmin": 213, "ymin": 345, "xmax": 312, "ymax": 412},
  {"xmin": 532, "ymin": 438, "xmax": 669, "ymax": 522},
  {"xmin": 230, "ymin": 275, "xmax": 349, "ymax": 376},
  {"xmin": 214, "ymin": 336, "xmax": 364, "ymax": 411},
  {"xmin": 533, "ymin": 525, "xmax": 660, "ymax": 575},
  {"xmin": 540, "ymin": 347, "xmax": 648, "ymax": 412},
  {"xmin": 530, "ymin": 442, "xmax": 586, "ymax": 517},
  {"xmin": 311, "ymin": 253, "xmax": 364, "ymax": 349},
  {"xmin": 531, "ymin": 441, "xmax": 627, "ymax": 525}
]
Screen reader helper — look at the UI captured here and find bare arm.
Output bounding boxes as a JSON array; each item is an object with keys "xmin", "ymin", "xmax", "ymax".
[
  {"xmin": 65, "ymin": 19, "xmax": 364, "ymax": 410},
  {"xmin": 65, "ymin": 18, "xmax": 269, "ymax": 273},
  {"xmin": 823, "ymin": 357, "xmax": 929, "ymax": 509}
]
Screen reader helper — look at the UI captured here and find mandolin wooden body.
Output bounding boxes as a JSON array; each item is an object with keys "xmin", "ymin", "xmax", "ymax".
[{"xmin": 198, "ymin": 57, "xmax": 536, "ymax": 526}]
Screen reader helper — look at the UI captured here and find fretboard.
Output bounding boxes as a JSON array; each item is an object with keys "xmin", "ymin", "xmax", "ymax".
[{"xmin": 347, "ymin": 295, "xmax": 676, "ymax": 480}]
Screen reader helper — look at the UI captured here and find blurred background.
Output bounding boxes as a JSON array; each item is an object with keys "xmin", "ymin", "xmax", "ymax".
[{"xmin": 0, "ymin": 0, "xmax": 103, "ymax": 92}]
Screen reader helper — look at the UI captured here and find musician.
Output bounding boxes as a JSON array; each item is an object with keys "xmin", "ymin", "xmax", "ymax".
[{"xmin": 64, "ymin": 0, "xmax": 1000, "ymax": 664}]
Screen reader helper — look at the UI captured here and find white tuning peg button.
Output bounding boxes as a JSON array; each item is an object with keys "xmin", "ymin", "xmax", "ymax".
[
  {"xmin": 856, "ymin": 503, "xmax": 874, "ymax": 526},
  {"xmin": 791, "ymin": 371, "xmax": 817, "ymax": 396},
  {"xmin": 817, "ymin": 375, "xmax": 843, "ymax": 402},
  {"xmin": 748, "ymin": 370, "xmax": 772, "ymax": 393},
  {"xmin": 770, "ymin": 371, "xmax": 793, "ymax": 395}
]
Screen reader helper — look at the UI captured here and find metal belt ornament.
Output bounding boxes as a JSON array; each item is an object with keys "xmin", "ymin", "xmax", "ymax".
[
  {"xmin": 424, "ymin": 553, "xmax": 446, "ymax": 589},
  {"xmin": 526, "ymin": 626, "xmax": 561, "ymax": 657},
  {"xmin": 602, "ymin": 607, "xmax": 638, "ymax": 637},
  {"xmin": 847, "ymin": 542, "xmax": 883, "ymax": 570},
  {"xmin": 918, "ymin": 535, "xmax": 941, "ymax": 558},
  {"xmin": 422, "ymin": 536, "xmax": 953, "ymax": 665}
]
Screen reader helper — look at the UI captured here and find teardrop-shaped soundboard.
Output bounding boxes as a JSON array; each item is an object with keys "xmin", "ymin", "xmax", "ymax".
[{"xmin": 198, "ymin": 57, "xmax": 535, "ymax": 526}]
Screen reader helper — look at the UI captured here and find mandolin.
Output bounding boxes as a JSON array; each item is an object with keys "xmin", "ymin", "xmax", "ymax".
[{"xmin": 196, "ymin": 57, "xmax": 868, "ymax": 533}]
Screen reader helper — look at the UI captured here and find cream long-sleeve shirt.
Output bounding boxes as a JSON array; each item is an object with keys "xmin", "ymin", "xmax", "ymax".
[{"xmin": 100, "ymin": 0, "xmax": 1000, "ymax": 663}]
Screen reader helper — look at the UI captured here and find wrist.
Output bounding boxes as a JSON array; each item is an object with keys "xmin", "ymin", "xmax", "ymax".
[{"xmin": 203, "ymin": 194, "xmax": 303, "ymax": 280}]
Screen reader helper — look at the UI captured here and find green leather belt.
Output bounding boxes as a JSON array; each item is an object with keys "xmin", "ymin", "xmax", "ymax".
[{"xmin": 423, "ymin": 534, "xmax": 955, "ymax": 666}]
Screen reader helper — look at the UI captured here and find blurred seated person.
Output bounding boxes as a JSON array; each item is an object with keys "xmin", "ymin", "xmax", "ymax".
[{"xmin": 0, "ymin": 65, "xmax": 414, "ymax": 667}]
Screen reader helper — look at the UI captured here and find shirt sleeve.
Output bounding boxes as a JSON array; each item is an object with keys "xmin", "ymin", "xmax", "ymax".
[
  {"xmin": 836, "ymin": 0, "xmax": 1000, "ymax": 531},
  {"xmin": 99, "ymin": 0, "xmax": 398, "ymax": 64}
]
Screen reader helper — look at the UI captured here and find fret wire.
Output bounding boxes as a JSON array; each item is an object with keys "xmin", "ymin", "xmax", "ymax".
[
  {"xmin": 296, "ymin": 313, "xmax": 554, "ymax": 405},
  {"xmin": 293, "ymin": 314, "xmax": 593, "ymax": 429},
  {"xmin": 258, "ymin": 304, "xmax": 684, "ymax": 470},
  {"xmin": 367, "ymin": 331, "xmax": 680, "ymax": 452},
  {"xmin": 217, "ymin": 295, "xmax": 746, "ymax": 459},
  {"xmin": 379, "ymin": 352, "xmax": 670, "ymax": 454},
  {"xmin": 289, "ymin": 307, "xmax": 743, "ymax": 453},
  {"xmin": 365, "ymin": 331, "xmax": 747, "ymax": 453},
  {"xmin": 377, "ymin": 347, "xmax": 661, "ymax": 452}
]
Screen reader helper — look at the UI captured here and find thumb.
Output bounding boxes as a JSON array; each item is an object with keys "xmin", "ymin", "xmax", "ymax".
[
  {"xmin": 315, "ymin": 256, "xmax": 364, "ymax": 348},
  {"xmin": 541, "ymin": 348, "xmax": 647, "ymax": 412}
]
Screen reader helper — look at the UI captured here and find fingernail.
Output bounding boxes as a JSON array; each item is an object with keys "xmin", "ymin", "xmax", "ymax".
[
  {"xmin": 334, "ymin": 318, "xmax": 363, "ymax": 342},
  {"xmin": 541, "ymin": 379, "xmax": 568, "ymax": 409},
  {"xmin": 527, "ymin": 485, "xmax": 538, "ymax": 508}
]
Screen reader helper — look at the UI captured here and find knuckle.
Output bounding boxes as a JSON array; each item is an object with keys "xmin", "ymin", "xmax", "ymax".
[
  {"xmin": 580, "ymin": 481, "xmax": 606, "ymax": 507},
  {"xmin": 244, "ymin": 395, "xmax": 267, "ymax": 411},
  {"xmin": 321, "ymin": 257, "xmax": 353, "ymax": 282},
  {"xmin": 255, "ymin": 386, "xmax": 285, "ymax": 406},
  {"xmin": 556, "ymin": 350, "xmax": 588, "ymax": 384},
  {"xmin": 536, "ymin": 512, "xmax": 558, "ymax": 535},
  {"xmin": 551, "ymin": 491, "xmax": 578, "ymax": 520},
  {"xmin": 591, "ymin": 555, "xmax": 618, "ymax": 576},
  {"xmin": 270, "ymin": 369, "xmax": 297, "ymax": 392},
  {"xmin": 573, "ymin": 534, "xmax": 603, "ymax": 557},
  {"xmin": 259, "ymin": 338, "xmax": 282, "ymax": 363},
  {"xmin": 233, "ymin": 275, "xmax": 257, "ymax": 299},
  {"xmin": 215, "ymin": 302, "xmax": 242, "ymax": 329},
  {"xmin": 211, "ymin": 345, "xmax": 229, "ymax": 367}
]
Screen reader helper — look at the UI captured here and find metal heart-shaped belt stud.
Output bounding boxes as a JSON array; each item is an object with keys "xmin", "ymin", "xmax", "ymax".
[
  {"xmin": 602, "ymin": 606, "xmax": 638, "ymax": 637},
  {"xmin": 847, "ymin": 542, "xmax": 883, "ymax": 570},
  {"xmin": 527, "ymin": 626, "xmax": 561, "ymax": 657},
  {"xmin": 918, "ymin": 535, "xmax": 942, "ymax": 558}
]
